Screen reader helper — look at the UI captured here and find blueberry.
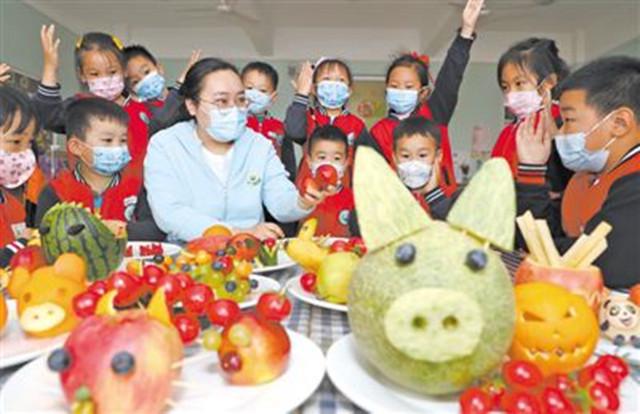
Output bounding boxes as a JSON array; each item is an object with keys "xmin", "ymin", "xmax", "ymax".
[
  {"xmin": 613, "ymin": 335, "xmax": 626, "ymax": 347},
  {"xmin": 111, "ymin": 351, "xmax": 135, "ymax": 375},
  {"xmin": 212, "ymin": 261, "xmax": 224, "ymax": 271},
  {"xmin": 181, "ymin": 264, "xmax": 192, "ymax": 272},
  {"xmin": 47, "ymin": 348, "xmax": 71, "ymax": 372},
  {"xmin": 465, "ymin": 249, "xmax": 488, "ymax": 271},
  {"xmin": 216, "ymin": 249, "xmax": 226, "ymax": 257},
  {"xmin": 395, "ymin": 243, "xmax": 416, "ymax": 265},
  {"xmin": 153, "ymin": 254, "xmax": 164, "ymax": 264},
  {"xmin": 225, "ymin": 281, "xmax": 237, "ymax": 293},
  {"xmin": 250, "ymin": 279, "xmax": 259, "ymax": 289}
]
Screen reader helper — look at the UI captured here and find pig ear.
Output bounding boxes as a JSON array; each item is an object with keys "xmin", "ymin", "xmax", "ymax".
[
  {"xmin": 95, "ymin": 290, "xmax": 118, "ymax": 316},
  {"xmin": 147, "ymin": 288, "xmax": 173, "ymax": 327},
  {"xmin": 446, "ymin": 158, "xmax": 516, "ymax": 251},
  {"xmin": 353, "ymin": 147, "xmax": 431, "ymax": 252}
]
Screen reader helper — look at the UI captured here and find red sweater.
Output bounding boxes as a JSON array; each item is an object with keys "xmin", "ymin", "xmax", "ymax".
[{"xmin": 304, "ymin": 186, "xmax": 354, "ymax": 237}]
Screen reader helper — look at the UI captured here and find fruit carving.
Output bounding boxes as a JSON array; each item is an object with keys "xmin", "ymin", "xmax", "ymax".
[
  {"xmin": 599, "ymin": 294, "xmax": 640, "ymax": 348},
  {"xmin": 284, "ymin": 218, "xmax": 329, "ymax": 273},
  {"xmin": 348, "ymin": 148, "xmax": 516, "ymax": 395}
]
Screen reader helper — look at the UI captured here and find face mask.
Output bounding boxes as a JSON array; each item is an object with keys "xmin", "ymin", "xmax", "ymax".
[
  {"xmin": 87, "ymin": 146, "xmax": 131, "ymax": 176},
  {"xmin": 311, "ymin": 160, "xmax": 346, "ymax": 180},
  {"xmin": 316, "ymin": 81, "xmax": 350, "ymax": 109},
  {"xmin": 206, "ymin": 106, "xmax": 248, "ymax": 143},
  {"xmin": 386, "ymin": 88, "xmax": 419, "ymax": 115},
  {"xmin": 505, "ymin": 90, "xmax": 543, "ymax": 119},
  {"xmin": 397, "ymin": 160, "xmax": 432, "ymax": 190},
  {"xmin": 134, "ymin": 71, "xmax": 166, "ymax": 101},
  {"xmin": 87, "ymin": 75, "xmax": 125, "ymax": 101},
  {"xmin": 245, "ymin": 88, "xmax": 272, "ymax": 115},
  {"xmin": 555, "ymin": 112, "xmax": 616, "ymax": 173},
  {"xmin": 0, "ymin": 149, "xmax": 36, "ymax": 189}
]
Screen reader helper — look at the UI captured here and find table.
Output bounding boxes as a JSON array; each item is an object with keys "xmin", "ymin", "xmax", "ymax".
[{"xmin": 0, "ymin": 251, "xmax": 524, "ymax": 414}]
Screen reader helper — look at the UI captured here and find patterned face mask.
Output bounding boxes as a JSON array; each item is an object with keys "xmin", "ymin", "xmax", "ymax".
[{"xmin": 0, "ymin": 148, "xmax": 36, "ymax": 189}]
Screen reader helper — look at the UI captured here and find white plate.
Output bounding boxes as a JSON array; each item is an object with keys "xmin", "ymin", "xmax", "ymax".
[
  {"xmin": 124, "ymin": 242, "xmax": 182, "ymax": 259},
  {"xmin": 252, "ymin": 250, "xmax": 297, "ymax": 274},
  {"xmin": 327, "ymin": 334, "xmax": 640, "ymax": 414},
  {"xmin": 286, "ymin": 275, "xmax": 348, "ymax": 312},
  {"xmin": 0, "ymin": 300, "xmax": 68, "ymax": 369},
  {"xmin": 0, "ymin": 330, "xmax": 325, "ymax": 414},
  {"xmin": 238, "ymin": 275, "xmax": 281, "ymax": 309},
  {"xmin": 595, "ymin": 338, "xmax": 640, "ymax": 364}
]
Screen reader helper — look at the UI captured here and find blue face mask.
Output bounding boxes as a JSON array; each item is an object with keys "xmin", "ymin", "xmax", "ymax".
[
  {"xmin": 316, "ymin": 81, "xmax": 350, "ymax": 109},
  {"xmin": 206, "ymin": 106, "xmax": 248, "ymax": 143},
  {"xmin": 245, "ymin": 88, "xmax": 272, "ymax": 115},
  {"xmin": 134, "ymin": 71, "xmax": 166, "ymax": 102},
  {"xmin": 555, "ymin": 112, "xmax": 616, "ymax": 173},
  {"xmin": 91, "ymin": 146, "xmax": 131, "ymax": 176},
  {"xmin": 386, "ymin": 88, "xmax": 419, "ymax": 115}
]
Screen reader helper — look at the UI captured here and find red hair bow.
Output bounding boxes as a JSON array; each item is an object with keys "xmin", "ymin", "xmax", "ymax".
[{"xmin": 410, "ymin": 52, "xmax": 430, "ymax": 67}]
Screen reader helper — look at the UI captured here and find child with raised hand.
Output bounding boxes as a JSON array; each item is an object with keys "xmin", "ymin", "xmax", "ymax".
[
  {"xmin": 0, "ymin": 86, "xmax": 47, "ymax": 249},
  {"xmin": 285, "ymin": 57, "xmax": 368, "ymax": 190},
  {"xmin": 360, "ymin": 0, "xmax": 484, "ymax": 197},
  {"xmin": 492, "ymin": 37, "xmax": 572, "ymax": 195},
  {"xmin": 35, "ymin": 97, "xmax": 164, "ymax": 241}
]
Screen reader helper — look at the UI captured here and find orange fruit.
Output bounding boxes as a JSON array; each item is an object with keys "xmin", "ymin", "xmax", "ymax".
[
  {"xmin": 235, "ymin": 261, "xmax": 253, "ymax": 279},
  {"xmin": 203, "ymin": 224, "xmax": 232, "ymax": 238},
  {"xmin": 630, "ymin": 284, "xmax": 640, "ymax": 306}
]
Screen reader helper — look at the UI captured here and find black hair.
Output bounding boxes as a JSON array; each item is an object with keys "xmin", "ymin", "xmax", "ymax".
[
  {"xmin": 559, "ymin": 56, "xmax": 640, "ymax": 120},
  {"xmin": 180, "ymin": 57, "xmax": 239, "ymax": 101},
  {"xmin": 308, "ymin": 125, "xmax": 349, "ymax": 155},
  {"xmin": 386, "ymin": 54, "xmax": 430, "ymax": 88},
  {"xmin": 497, "ymin": 38, "xmax": 570, "ymax": 98},
  {"xmin": 241, "ymin": 61, "xmax": 279, "ymax": 90},
  {"xmin": 313, "ymin": 59, "xmax": 353, "ymax": 86},
  {"xmin": 393, "ymin": 116, "xmax": 441, "ymax": 150},
  {"xmin": 74, "ymin": 32, "xmax": 125, "ymax": 74},
  {"xmin": 65, "ymin": 97, "xmax": 129, "ymax": 141},
  {"xmin": 0, "ymin": 85, "xmax": 41, "ymax": 135},
  {"xmin": 123, "ymin": 44, "xmax": 158, "ymax": 66}
]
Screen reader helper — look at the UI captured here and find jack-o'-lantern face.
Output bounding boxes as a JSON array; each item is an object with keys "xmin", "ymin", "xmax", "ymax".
[{"xmin": 510, "ymin": 282, "xmax": 599, "ymax": 377}]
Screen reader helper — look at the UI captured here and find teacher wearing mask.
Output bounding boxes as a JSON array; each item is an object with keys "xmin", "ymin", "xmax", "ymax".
[{"xmin": 145, "ymin": 58, "xmax": 328, "ymax": 242}]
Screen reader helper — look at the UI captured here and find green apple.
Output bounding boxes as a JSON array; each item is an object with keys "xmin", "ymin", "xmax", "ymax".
[{"xmin": 316, "ymin": 252, "xmax": 360, "ymax": 304}]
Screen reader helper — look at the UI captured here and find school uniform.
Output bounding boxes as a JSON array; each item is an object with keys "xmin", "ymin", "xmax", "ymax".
[
  {"xmin": 35, "ymin": 166, "xmax": 164, "ymax": 241},
  {"xmin": 516, "ymin": 145, "xmax": 640, "ymax": 288},
  {"xmin": 0, "ymin": 167, "xmax": 46, "ymax": 246},
  {"xmin": 358, "ymin": 33, "xmax": 476, "ymax": 197},
  {"xmin": 284, "ymin": 96, "xmax": 369, "ymax": 189},
  {"xmin": 305, "ymin": 186, "xmax": 354, "ymax": 238}
]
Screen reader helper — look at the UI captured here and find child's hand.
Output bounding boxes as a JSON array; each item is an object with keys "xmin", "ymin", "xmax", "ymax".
[
  {"xmin": 177, "ymin": 49, "xmax": 202, "ymax": 85},
  {"xmin": 516, "ymin": 112, "xmax": 552, "ymax": 165},
  {"xmin": 424, "ymin": 159, "xmax": 441, "ymax": 194},
  {"xmin": 40, "ymin": 24, "xmax": 60, "ymax": 87},
  {"xmin": 461, "ymin": 0, "xmax": 485, "ymax": 39},
  {"xmin": 242, "ymin": 223, "xmax": 285, "ymax": 240},
  {"xmin": 0, "ymin": 63, "xmax": 11, "ymax": 83},
  {"xmin": 293, "ymin": 61, "xmax": 314, "ymax": 97}
]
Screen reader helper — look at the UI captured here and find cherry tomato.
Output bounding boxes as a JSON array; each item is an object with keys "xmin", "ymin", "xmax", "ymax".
[
  {"xmin": 220, "ymin": 351, "xmax": 242, "ymax": 373},
  {"xmin": 256, "ymin": 292, "xmax": 291, "ymax": 322},
  {"xmin": 502, "ymin": 360, "xmax": 544, "ymax": 390},
  {"xmin": 502, "ymin": 391, "xmax": 542, "ymax": 414},
  {"xmin": 156, "ymin": 275, "xmax": 184, "ymax": 304},
  {"xmin": 142, "ymin": 268, "xmax": 162, "ymax": 290},
  {"xmin": 107, "ymin": 271, "xmax": 143, "ymax": 306},
  {"xmin": 540, "ymin": 387, "xmax": 575, "ymax": 414},
  {"xmin": 205, "ymin": 299, "xmax": 241, "ymax": 327},
  {"xmin": 595, "ymin": 355, "xmax": 629, "ymax": 383},
  {"xmin": 183, "ymin": 284, "xmax": 214, "ymax": 316},
  {"xmin": 173, "ymin": 272, "xmax": 195, "ymax": 291},
  {"xmin": 459, "ymin": 387, "xmax": 493, "ymax": 414},
  {"xmin": 483, "ymin": 382, "xmax": 506, "ymax": 410},
  {"xmin": 348, "ymin": 237, "xmax": 367, "ymax": 256},
  {"xmin": 87, "ymin": 280, "xmax": 108, "ymax": 297},
  {"xmin": 72, "ymin": 291, "xmax": 101, "ymax": 318},
  {"xmin": 329, "ymin": 240, "xmax": 350, "ymax": 253},
  {"xmin": 173, "ymin": 314, "xmax": 200, "ymax": 344},
  {"xmin": 589, "ymin": 383, "xmax": 620, "ymax": 412},
  {"xmin": 300, "ymin": 273, "xmax": 317, "ymax": 293},
  {"xmin": 578, "ymin": 364, "xmax": 620, "ymax": 390},
  {"xmin": 546, "ymin": 374, "xmax": 576, "ymax": 395},
  {"xmin": 213, "ymin": 256, "xmax": 234, "ymax": 275}
]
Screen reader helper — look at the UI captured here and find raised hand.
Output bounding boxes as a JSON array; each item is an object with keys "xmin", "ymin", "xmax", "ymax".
[
  {"xmin": 292, "ymin": 61, "xmax": 314, "ymax": 97},
  {"xmin": 177, "ymin": 49, "xmax": 202, "ymax": 84},
  {"xmin": 40, "ymin": 24, "xmax": 60, "ymax": 87},
  {"xmin": 0, "ymin": 63, "xmax": 11, "ymax": 83},
  {"xmin": 461, "ymin": 0, "xmax": 485, "ymax": 39},
  {"xmin": 516, "ymin": 112, "xmax": 553, "ymax": 166}
]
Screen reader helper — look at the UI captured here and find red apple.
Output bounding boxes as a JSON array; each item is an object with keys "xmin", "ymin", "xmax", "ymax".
[
  {"xmin": 52, "ymin": 309, "xmax": 183, "ymax": 414},
  {"xmin": 218, "ymin": 312, "xmax": 290, "ymax": 385},
  {"xmin": 315, "ymin": 164, "xmax": 339, "ymax": 189},
  {"xmin": 9, "ymin": 246, "xmax": 46, "ymax": 272}
]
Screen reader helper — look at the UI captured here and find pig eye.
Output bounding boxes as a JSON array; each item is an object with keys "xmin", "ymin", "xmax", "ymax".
[
  {"xmin": 395, "ymin": 243, "xmax": 416, "ymax": 265},
  {"xmin": 22, "ymin": 292, "xmax": 32, "ymax": 303},
  {"xmin": 111, "ymin": 351, "xmax": 135, "ymax": 375},
  {"xmin": 465, "ymin": 249, "xmax": 487, "ymax": 272},
  {"xmin": 39, "ymin": 225, "xmax": 50, "ymax": 235},
  {"xmin": 47, "ymin": 348, "xmax": 72, "ymax": 372},
  {"xmin": 66, "ymin": 223, "xmax": 85, "ymax": 235}
]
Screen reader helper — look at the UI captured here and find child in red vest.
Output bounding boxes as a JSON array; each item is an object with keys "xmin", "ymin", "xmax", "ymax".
[
  {"xmin": 492, "ymin": 38, "xmax": 573, "ymax": 196},
  {"xmin": 516, "ymin": 56, "xmax": 640, "ymax": 288},
  {"xmin": 0, "ymin": 86, "xmax": 47, "ymax": 254},
  {"xmin": 285, "ymin": 58, "xmax": 368, "ymax": 189},
  {"xmin": 301, "ymin": 125, "xmax": 354, "ymax": 237},
  {"xmin": 35, "ymin": 98, "xmax": 163, "ymax": 241},
  {"xmin": 359, "ymin": 0, "xmax": 484, "ymax": 197}
]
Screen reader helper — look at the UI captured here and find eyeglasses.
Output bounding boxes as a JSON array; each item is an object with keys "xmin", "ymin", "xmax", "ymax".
[{"xmin": 198, "ymin": 95, "xmax": 249, "ymax": 110}]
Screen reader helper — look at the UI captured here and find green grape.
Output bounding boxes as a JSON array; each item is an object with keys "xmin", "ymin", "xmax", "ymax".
[
  {"xmin": 202, "ymin": 329, "xmax": 222, "ymax": 351},
  {"xmin": 228, "ymin": 324, "xmax": 252, "ymax": 347},
  {"xmin": 238, "ymin": 280, "xmax": 251, "ymax": 295}
]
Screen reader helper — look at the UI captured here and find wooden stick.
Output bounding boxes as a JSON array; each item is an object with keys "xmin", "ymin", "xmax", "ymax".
[
  {"xmin": 560, "ymin": 234, "xmax": 589, "ymax": 267},
  {"xmin": 576, "ymin": 239, "xmax": 608, "ymax": 269},
  {"xmin": 535, "ymin": 219, "xmax": 562, "ymax": 267}
]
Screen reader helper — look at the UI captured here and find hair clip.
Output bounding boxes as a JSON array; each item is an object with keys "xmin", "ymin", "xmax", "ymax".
[
  {"xmin": 75, "ymin": 36, "xmax": 83, "ymax": 49},
  {"xmin": 111, "ymin": 35, "xmax": 124, "ymax": 51},
  {"xmin": 410, "ymin": 51, "xmax": 430, "ymax": 67}
]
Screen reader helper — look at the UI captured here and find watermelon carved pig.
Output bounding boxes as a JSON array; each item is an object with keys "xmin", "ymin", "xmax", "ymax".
[{"xmin": 348, "ymin": 148, "xmax": 516, "ymax": 395}]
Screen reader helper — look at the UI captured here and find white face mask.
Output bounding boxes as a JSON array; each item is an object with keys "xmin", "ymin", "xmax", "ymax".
[{"xmin": 397, "ymin": 160, "xmax": 432, "ymax": 190}]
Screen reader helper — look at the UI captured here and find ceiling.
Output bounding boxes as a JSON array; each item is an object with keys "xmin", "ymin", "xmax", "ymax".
[{"xmin": 24, "ymin": 0, "xmax": 640, "ymax": 60}]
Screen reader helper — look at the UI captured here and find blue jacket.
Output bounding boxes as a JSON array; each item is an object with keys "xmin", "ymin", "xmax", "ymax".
[{"xmin": 145, "ymin": 121, "xmax": 310, "ymax": 242}]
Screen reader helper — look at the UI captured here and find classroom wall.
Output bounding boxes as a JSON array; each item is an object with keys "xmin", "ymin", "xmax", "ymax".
[
  {"xmin": 0, "ymin": 0, "xmax": 78, "ymax": 95},
  {"xmin": 605, "ymin": 36, "xmax": 640, "ymax": 58}
]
